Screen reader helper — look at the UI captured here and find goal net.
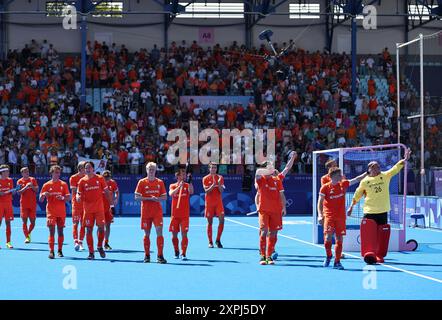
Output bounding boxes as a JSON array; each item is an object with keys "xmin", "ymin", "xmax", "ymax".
[{"xmin": 312, "ymin": 144, "xmax": 409, "ymax": 251}]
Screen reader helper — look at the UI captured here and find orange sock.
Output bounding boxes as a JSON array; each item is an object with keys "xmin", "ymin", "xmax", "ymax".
[
  {"xmin": 325, "ymin": 240, "xmax": 332, "ymax": 257},
  {"xmin": 6, "ymin": 224, "xmax": 11, "ymax": 243},
  {"xmin": 143, "ymin": 235, "xmax": 150, "ymax": 255},
  {"xmin": 157, "ymin": 236, "xmax": 164, "ymax": 256},
  {"xmin": 207, "ymin": 225, "xmax": 213, "ymax": 243},
  {"xmin": 73, "ymin": 224, "xmax": 78, "ymax": 241},
  {"xmin": 97, "ymin": 230, "xmax": 104, "ymax": 248},
  {"xmin": 86, "ymin": 233, "xmax": 94, "ymax": 254},
  {"xmin": 48, "ymin": 235, "xmax": 55, "ymax": 252},
  {"xmin": 23, "ymin": 223, "xmax": 29, "ymax": 238},
  {"xmin": 28, "ymin": 222, "xmax": 35, "ymax": 235},
  {"xmin": 266, "ymin": 235, "xmax": 277, "ymax": 258},
  {"xmin": 172, "ymin": 236, "xmax": 179, "ymax": 252},
  {"xmin": 259, "ymin": 235, "xmax": 266, "ymax": 256},
  {"xmin": 335, "ymin": 240, "xmax": 343, "ymax": 262},
  {"xmin": 58, "ymin": 236, "xmax": 64, "ymax": 251},
  {"xmin": 79, "ymin": 224, "xmax": 86, "ymax": 241},
  {"xmin": 216, "ymin": 223, "xmax": 224, "ymax": 242},
  {"xmin": 181, "ymin": 236, "xmax": 188, "ymax": 256}
]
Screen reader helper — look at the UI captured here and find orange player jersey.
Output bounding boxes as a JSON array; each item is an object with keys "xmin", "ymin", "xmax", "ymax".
[
  {"xmin": 78, "ymin": 174, "xmax": 108, "ymax": 213},
  {"xmin": 202, "ymin": 174, "xmax": 224, "ymax": 205},
  {"xmin": 319, "ymin": 180, "xmax": 350, "ymax": 219},
  {"xmin": 170, "ymin": 182, "xmax": 190, "ymax": 218},
  {"xmin": 17, "ymin": 177, "xmax": 38, "ymax": 209},
  {"xmin": 321, "ymin": 174, "xmax": 346, "ymax": 186},
  {"xmin": 40, "ymin": 180, "xmax": 70, "ymax": 217},
  {"xmin": 256, "ymin": 175, "xmax": 284, "ymax": 214},
  {"xmin": 135, "ymin": 177, "xmax": 167, "ymax": 215},
  {"xmin": 103, "ymin": 179, "xmax": 118, "ymax": 209},
  {"xmin": 69, "ymin": 173, "xmax": 85, "ymax": 209},
  {"xmin": 0, "ymin": 178, "xmax": 14, "ymax": 203},
  {"xmin": 321, "ymin": 174, "xmax": 331, "ymax": 186}
]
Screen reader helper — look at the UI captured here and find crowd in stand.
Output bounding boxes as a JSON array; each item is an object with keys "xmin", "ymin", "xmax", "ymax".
[{"xmin": 0, "ymin": 39, "xmax": 440, "ymax": 179}]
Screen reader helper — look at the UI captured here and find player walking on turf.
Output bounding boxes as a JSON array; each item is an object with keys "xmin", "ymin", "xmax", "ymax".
[
  {"xmin": 254, "ymin": 152, "xmax": 296, "ymax": 259},
  {"xmin": 255, "ymin": 164, "xmax": 287, "ymax": 265},
  {"xmin": 39, "ymin": 165, "xmax": 71, "ymax": 259},
  {"xmin": 77, "ymin": 161, "xmax": 112, "ymax": 260},
  {"xmin": 102, "ymin": 170, "xmax": 119, "ymax": 251},
  {"xmin": 169, "ymin": 168, "xmax": 194, "ymax": 260},
  {"xmin": 347, "ymin": 148, "xmax": 411, "ymax": 264},
  {"xmin": 17, "ymin": 167, "xmax": 39, "ymax": 244},
  {"xmin": 70, "ymin": 162, "xmax": 86, "ymax": 251},
  {"xmin": 202, "ymin": 162, "xmax": 225, "ymax": 248},
  {"xmin": 317, "ymin": 167, "xmax": 367, "ymax": 269},
  {"xmin": 135, "ymin": 162, "xmax": 168, "ymax": 264},
  {"xmin": 0, "ymin": 165, "xmax": 18, "ymax": 249}
]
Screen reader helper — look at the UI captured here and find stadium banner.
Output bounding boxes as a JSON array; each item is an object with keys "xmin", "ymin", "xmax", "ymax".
[
  {"xmin": 199, "ymin": 27, "xmax": 214, "ymax": 43},
  {"xmin": 404, "ymin": 195, "xmax": 442, "ymax": 229},
  {"xmin": 77, "ymin": 157, "xmax": 108, "ymax": 174},
  {"xmin": 179, "ymin": 96, "xmax": 252, "ymax": 110},
  {"xmin": 433, "ymin": 170, "xmax": 442, "ymax": 197}
]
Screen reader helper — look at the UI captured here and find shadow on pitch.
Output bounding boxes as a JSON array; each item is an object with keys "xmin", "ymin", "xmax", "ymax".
[
  {"xmin": 63, "ymin": 256, "xmax": 212, "ymax": 266},
  {"xmin": 277, "ymin": 258, "xmax": 324, "ymax": 263},
  {"xmin": 271, "ymin": 263, "xmax": 401, "ymax": 272},
  {"xmin": 221, "ymin": 247, "xmax": 258, "ymax": 251},
  {"xmin": 186, "ymin": 258, "xmax": 240, "ymax": 264},
  {"xmin": 105, "ymin": 249, "xmax": 146, "ymax": 254},
  {"xmin": 12, "ymin": 247, "xmax": 49, "ymax": 252}
]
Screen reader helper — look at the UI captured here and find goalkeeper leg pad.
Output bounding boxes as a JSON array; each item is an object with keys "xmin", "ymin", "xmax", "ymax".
[
  {"xmin": 360, "ymin": 218, "xmax": 377, "ymax": 265},
  {"xmin": 376, "ymin": 224, "xmax": 391, "ymax": 260}
]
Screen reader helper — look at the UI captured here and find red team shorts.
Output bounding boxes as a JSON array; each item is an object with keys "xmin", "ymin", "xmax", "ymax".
[
  {"xmin": 71, "ymin": 207, "xmax": 84, "ymax": 224},
  {"xmin": 47, "ymin": 216, "xmax": 66, "ymax": 227},
  {"xmin": 20, "ymin": 207, "xmax": 36, "ymax": 220},
  {"xmin": 0, "ymin": 204, "xmax": 14, "ymax": 222},
  {"xmin": 205, "ymin": 202, "xmax": 224, "ymax": 218},
  {"xmin": 83, "ymin": 211, "xmax": 106, "ymax": 228},
  {"xmin": 169, "ymin": 216, "xmax": 189, "ymax": 233},
  {"xmin": 141, "ymin": 211, "xmax": 163, "ymax": 231},
  {"xmin": 323, "ymin": 217, "xmax": 346, "ymax": 236},
  {"xmin": 259, "ymin": 210, "xmax": 283, "ymax": 231},
  {"xmin": 104, "ymin": 207, "xmax": 114, "ymax": 224}
]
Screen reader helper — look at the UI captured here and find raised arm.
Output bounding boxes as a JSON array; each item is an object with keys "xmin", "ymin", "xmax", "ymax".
[
  {"xmin": 281, "ymin": 151, "xmax": 297, "ymax": 177},
  {"xmin": 348, "ymin": 183, "xmax": 366, "ymax": 216},
  {"xmin": 348, "ymin": 172, "xmax": 368, "ymax": 186},
  {"xmin": 384, "ymin": 148, "xmax": 411, "ymax": 178}
]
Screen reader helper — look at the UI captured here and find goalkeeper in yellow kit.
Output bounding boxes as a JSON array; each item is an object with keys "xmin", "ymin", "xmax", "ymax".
[{"xmin": 347, "ymin": 148, "xmax": 411, "ymax": 264}]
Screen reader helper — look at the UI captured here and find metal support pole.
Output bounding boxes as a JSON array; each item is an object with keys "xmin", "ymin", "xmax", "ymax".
[
  {"xmin": 396, "ymin": 45, "xmax": 401, "ymax": 144},
  {"xmin": 351, "ymin": 16, "xmax": 357, "ymax": 101},
  {"xmin": 80, "ymin": 15, "xmax": 87, "ymax": 110},
  {"xmin": 419, "ymin": 33, "xmax": 424, "ymax": 196}
]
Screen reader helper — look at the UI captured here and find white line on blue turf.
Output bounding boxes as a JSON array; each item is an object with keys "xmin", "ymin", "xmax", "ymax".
[
  {"xmin": 226, "ymin": 217, "xmax": 442, "ymax": 285},
  {"xmin": 409, "ymin": 227, "xmax": 442, "ymax": 234}
]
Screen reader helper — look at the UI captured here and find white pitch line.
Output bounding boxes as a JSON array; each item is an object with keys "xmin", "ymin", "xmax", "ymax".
[
  {"xmin": 226, "ymin": 218, "xmax": 442, "ymax": 285},
  {"xmin": 409, "ymin": 227, "xmax": 442, "ymax": 234}
]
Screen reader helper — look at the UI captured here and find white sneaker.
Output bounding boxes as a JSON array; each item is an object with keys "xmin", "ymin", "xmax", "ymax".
[
  {"xmin": 181, "ymin": 255, "xmax": 188, "ymax": 261},
  {"xmin": 74, "ymin": 241, "xmax": 80, "ymax": 252},
  {"xmin": 79, "ymin": 242, "xmax": 85, "ymax": 251}
]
